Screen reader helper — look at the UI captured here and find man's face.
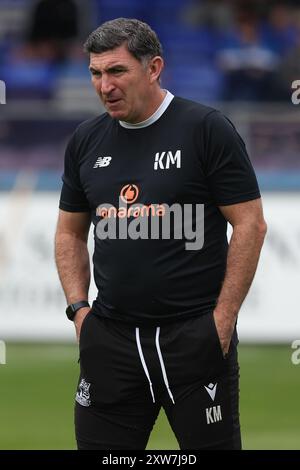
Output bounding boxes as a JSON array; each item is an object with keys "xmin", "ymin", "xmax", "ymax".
[{"xmin": 89, "ymin": 45, "xmax": 154, "ymax": 123}]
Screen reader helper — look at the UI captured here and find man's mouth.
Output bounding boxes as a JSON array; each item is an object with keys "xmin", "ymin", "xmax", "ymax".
[{"xmin": 106, "ymin": 98, "xmax": 122, "ymax": 105}]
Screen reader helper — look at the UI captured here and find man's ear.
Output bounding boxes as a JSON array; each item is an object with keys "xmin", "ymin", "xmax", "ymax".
[{"xmin": 149, "ymin": 56, "xmax": 164, "ymax": 83}]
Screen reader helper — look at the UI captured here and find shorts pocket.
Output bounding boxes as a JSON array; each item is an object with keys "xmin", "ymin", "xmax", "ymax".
[
  {"xmin": 209, "ymin": 311, "xmax": 227, "ymax": 361},
  {"xmin": 79, "ymin": 311, "xmax": 93, "ymax": 349}
]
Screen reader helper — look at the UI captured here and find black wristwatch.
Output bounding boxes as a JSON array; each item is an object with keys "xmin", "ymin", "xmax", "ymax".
[{"xmin": 66, "ymin": 301, "xmax": 90, "ymax": 321}]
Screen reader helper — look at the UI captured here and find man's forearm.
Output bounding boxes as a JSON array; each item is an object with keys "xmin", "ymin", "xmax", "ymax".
[
  {"xmin": 217, "ymin": 223, "xmax": 266, "ymax": 315},
  {"xmin": 55, "ymin": 233, "xmax": 90, "ymax": 304},
  {"xmin": 214, "ymin": 221, "xmax": 267, "ymax": 350}
]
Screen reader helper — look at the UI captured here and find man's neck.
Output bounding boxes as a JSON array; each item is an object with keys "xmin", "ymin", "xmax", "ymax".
[
  {"xmin": 145, "ymin": 88, "xmax": 167, "ymax": 119},
  {"xmin": 119, "ymin": 90, "xmax": 174, "ymax": 129}
]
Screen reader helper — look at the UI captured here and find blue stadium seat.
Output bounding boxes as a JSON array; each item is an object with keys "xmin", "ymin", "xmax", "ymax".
[
  {"xmin": 164, "ymin": 61, "xmax": 224, "ymax": 104},
  {"xmin": 160, "ymin": 26, "xmax": 219, "ymax": 65},
  {"xmin": 1, "ymin": 58, "xmax": 56, "ymax": 99},
  {"xmin": 96, "ymin": 0, "xmax": 150, "ymax": 23}
]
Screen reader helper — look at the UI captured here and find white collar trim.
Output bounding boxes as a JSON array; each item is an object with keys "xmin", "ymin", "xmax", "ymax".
[{"xmin": 119, "ymin": 90, "xmax": 174, "ymax": 129}]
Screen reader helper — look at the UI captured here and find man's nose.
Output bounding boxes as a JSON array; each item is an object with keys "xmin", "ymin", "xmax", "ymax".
[{"xmin": 100, "ymin": 75, "xmax": 115, "ymax": 95}]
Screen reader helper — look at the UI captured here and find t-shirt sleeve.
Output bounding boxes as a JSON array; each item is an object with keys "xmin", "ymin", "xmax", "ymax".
[
  {"xmin": 59, "ymin": 131, "xmax": 90, "ymax": 212},
  {"xmin": 202, "ymin": 110, "xmax": 261, "ymax": 205}
]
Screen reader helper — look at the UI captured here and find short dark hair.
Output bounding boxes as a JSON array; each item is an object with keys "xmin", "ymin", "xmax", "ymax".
[{"xmin": 83, "ymin": 18, "xmax": 163, "ymax": 62}]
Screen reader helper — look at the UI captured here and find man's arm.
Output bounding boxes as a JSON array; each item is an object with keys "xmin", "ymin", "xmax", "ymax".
[
  {"xmin": 55, "ymin": 209, "xmax": 91, "ymax": 339},
  {"xmin": 214, "ymin": 198, "xmax": 267, "ymax": 354}
]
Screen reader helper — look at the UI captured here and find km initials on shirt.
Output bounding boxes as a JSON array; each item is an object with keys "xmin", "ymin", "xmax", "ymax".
[{"xmin": 154, "ymin": 150, "xmax": 181, "ymax": 170}]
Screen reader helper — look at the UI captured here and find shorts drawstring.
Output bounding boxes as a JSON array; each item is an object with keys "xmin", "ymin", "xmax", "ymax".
[
  {"xmin": 155, "ymin": 327, "xmax": 175, "ymax": 404},
  {"xmin": 135, "ymin": 326, "xmax": 175, "ymax": 405},
  {"xmin": 135, "ymin": 327, "xmax": 155, "ymax": 403}
]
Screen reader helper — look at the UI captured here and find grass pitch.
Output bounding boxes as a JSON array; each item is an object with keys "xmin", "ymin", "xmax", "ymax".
[{"xmin": 0, "ymin": 343, "xmax": 298, "ymax": 449}]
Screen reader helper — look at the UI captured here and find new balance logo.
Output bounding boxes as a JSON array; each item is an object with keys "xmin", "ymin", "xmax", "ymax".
[
  {"xmin": 204, "ymin": 383, "xmax": 217, "ymax": 401},
  {"xmin": 206, "ymin": 405, "xmax": 222, "ymax": 424},
  {"xmin": 154, "ymin": 150, "xmax": 181, "ymax": 170},
  {"xmin": 93, "ymin": 156, "xmax": 112, "ymax": 168}
]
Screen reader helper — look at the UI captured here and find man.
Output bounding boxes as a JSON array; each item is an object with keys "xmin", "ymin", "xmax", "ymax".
[{"xmin": 55, "ymin": 18, "xmax": 267, "ymax": 450}]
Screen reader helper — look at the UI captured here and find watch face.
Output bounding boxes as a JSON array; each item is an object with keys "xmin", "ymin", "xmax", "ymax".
[
  {"xmin": 66, "ymin": 301, "xmax": 89, "ymax": 320},
  {"xmin": 66, "ymin": 305, "xmax": 76, "ymax": 320}
]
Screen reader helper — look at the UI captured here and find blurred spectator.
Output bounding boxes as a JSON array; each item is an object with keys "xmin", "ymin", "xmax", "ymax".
[
  {"xmin": 218, "ymin": 1, "xmax": 279, "ymax": 101},
  {"xmin": 269, "ymin": 29, "xmax": 300, "ymax": 101},
  {"xmin": 262, "ymin": 0, "xmax": 298, "ymax": 56},
  {"xmin": 182, "ymin": 0, "xmax": 233, "ymax": 31},
  {"xmin": 27, "ymin": 0, "xmax": 78, "ymax": 63},
  {"xmin": 0, "ymin": 0, "xmax": 84, "ymax": 100}
]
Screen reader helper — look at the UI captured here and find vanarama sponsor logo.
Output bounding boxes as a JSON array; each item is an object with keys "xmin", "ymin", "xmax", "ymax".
[
  {"xmin": 97, "ymin": 184, "xmax": 165, "ymax": 218},
  {"xmin": 120, "ymin": 184, "xmax": 139, "ymax": 204},
  {"xmin": 95, "ymin": 183, "xmax": 204, "ymax": 250},
  {"xmin": 96, "ymin": 203, "xmax": 165, "ymax": 219}
]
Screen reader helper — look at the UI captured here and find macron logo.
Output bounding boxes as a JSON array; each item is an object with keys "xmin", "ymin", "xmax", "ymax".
[
  {"xmin": 154, "ymin": 150, "xmax": 181, "ymax": 170},
  {"xmin": 204, "ymin": 383, "xmax": 217, "ymax": 401},
  {"xmin": 93, "ymin": 156, "xmax": 112, "ymax": 168}
]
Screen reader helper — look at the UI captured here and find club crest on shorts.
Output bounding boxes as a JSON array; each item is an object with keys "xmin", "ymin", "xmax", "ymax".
[{"xmin": 76, "ymin": 378, "xmax": 91, "ymax": 407}]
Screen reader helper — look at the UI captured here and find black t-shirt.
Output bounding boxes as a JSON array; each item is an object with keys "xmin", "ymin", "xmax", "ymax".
[{"xmin": 59, "ymin": 96, "xmax": 260, "ymax": 324}]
